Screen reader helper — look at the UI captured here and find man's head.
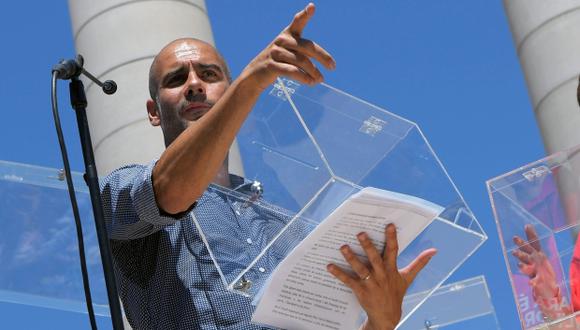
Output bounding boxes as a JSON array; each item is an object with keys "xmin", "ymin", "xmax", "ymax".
[{"xmin": 147, "ymin": 38, "xmax": 232, "ymax": 147}]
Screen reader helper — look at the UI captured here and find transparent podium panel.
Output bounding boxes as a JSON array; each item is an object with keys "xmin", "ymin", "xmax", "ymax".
[
  {"xmin": 193, "ymin": 79, "xmax": 487, "ymax": 323},
  {"xmin": 399, "ymin": 276, "xmax": 499, "ymax": 330},
  {"xmin": 0, "ymin": 161, "xmax": 111, "ymax": 328},
  {"xmin": 488, "ymin": 144, "xmax": 580, "ymax": 329}
]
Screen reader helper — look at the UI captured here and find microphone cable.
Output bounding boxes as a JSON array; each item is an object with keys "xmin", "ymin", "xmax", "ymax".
[{"xmin": 50, "ymin": 71, "xmax": 98, "ymax": 330}]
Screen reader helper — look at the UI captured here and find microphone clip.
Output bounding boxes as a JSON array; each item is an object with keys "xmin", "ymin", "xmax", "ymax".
[
  {"xmin": 53, "ymin": 54, "xmax": 83, "ymax": 80},
  {"xmin": 52, "ymin": 55, "xmax": 117, "ymax": 95}
]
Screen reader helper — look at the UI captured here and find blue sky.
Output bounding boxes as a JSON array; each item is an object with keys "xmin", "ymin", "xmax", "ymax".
[{"xmin": 0, "ymin": 1, "xmax": 548, "ymax": 329}]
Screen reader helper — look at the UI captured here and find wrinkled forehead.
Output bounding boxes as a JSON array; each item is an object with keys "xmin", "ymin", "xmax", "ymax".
[
  {"xmin": 156, "ymin": 40, "xmax": 224, "ymax": 72},
  {"xmin": 174, "ymin": 42, "xmax": 200, "ymax": 59}
]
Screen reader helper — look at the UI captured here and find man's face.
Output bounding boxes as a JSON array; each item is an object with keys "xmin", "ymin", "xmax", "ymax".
[{"xmin": 147, "ymin": 40, "xmax": 230, "ymax": 146}]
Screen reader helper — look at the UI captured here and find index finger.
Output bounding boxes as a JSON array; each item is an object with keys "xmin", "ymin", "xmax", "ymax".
[
  {"xmin": 288, "ymin": 3, "xmax": 315, "ymax": 37},
  {"xmin": 524, "ymin": 224, "xmax": 542, "ymax": 252}
]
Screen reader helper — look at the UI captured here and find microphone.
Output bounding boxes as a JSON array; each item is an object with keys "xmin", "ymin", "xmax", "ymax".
[{"xmin": 250, "ymin": 181, "xmax": 264, "ymax": 199}]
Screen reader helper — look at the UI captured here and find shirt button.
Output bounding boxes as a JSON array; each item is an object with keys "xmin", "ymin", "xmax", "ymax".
[
  {"xmin": 258, "ymin": 267, "xmax": 266, "ymax": 273},
  {"xmin": 246, "ymin": 238, "xmax": 253, "ymax": 245}
]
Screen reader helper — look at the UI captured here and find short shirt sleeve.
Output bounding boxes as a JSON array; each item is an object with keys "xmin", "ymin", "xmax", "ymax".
[{"xmin": 100, "ymin": 160, "xmax": 192, "ymax": 240}]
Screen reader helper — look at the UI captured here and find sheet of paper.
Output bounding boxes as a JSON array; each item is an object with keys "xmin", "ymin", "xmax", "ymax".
[{"xmin": 252, "ymin": 187, "xmax": 443, "ymax": 330}]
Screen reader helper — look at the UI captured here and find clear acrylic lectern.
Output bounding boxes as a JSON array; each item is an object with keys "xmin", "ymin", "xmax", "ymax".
[
  {"xmin": 0, "ymin": 161, "xmax": 111, "ymax": 328},
  {"xmin": 488, "ymin": 144, "xmax": 580, "ymax": 329},
  {"xmin": 192, "ymin": 79, "xmax": 487, "ymax": 324},
  {"xmin": 399, "ymin": 275, "xmax": 499, "ymax": 329}
]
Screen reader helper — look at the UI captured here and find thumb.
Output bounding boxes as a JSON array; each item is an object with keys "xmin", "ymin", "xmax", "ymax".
[{"xmin": 401, "ymin": 248, "xmax": 437, "ymax": 286}]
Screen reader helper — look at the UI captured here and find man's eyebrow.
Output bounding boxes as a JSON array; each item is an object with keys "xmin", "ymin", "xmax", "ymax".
[{"xmin": 197, "ymin": 63, "xmax": 224, "ymax": 73}]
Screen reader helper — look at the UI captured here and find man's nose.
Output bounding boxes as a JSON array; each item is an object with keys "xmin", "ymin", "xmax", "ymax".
[{"xmin": 185, "ymin": 71, "xmax": 205, "ymax": 98}]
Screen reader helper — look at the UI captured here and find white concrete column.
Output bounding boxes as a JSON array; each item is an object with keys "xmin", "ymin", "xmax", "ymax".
[
  {"xmin": 504, "ymin": 0, "xmax": 580, "ymax": 229},
  {"xmin": 504, "ymin": 0, "xmax": 580, "ymax": 154},
  {"xmin": 68, "ymin": 0, "xmax": 243, "ymax": 176}
]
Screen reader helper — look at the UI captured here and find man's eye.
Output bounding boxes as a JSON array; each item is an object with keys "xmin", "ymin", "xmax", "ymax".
[
  {"xmin": 166, "ymin": 74, "xmax": 186, "ymax": 86},
  {"xmin": 202, "ymin": 70, "xmax": 218, "ymax": 79}
]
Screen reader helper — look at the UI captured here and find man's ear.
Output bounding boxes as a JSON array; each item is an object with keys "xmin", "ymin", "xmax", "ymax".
[{"xmin": 147, "ymin": 99, "xmax": 161, "ymax": 126}]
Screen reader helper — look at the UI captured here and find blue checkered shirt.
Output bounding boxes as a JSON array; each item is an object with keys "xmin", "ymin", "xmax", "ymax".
[{"xmin": 100, "ymin": 161, "xmax": 307, "ymax": 329}]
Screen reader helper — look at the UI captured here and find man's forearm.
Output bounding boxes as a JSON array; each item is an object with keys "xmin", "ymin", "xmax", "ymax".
[{"xmin": 153, "ymin": 75, "xmax": 262, "ymax": 214}]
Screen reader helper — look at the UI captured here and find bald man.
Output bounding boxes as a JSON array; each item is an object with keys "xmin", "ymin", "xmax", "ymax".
[{"xmin": 101, "ymin": 4, "xmax": 435, "ymax": 330}]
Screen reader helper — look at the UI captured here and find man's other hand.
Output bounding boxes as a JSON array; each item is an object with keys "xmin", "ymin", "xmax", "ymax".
[{"xmin": 327, "ymin": 224, "xmax": 437, "ymax": 330}]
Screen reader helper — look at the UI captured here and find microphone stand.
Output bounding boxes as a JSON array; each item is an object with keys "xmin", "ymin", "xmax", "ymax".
[{"xmin": 54, "ymin": 55, "xmax": 124, "ymax": 330}]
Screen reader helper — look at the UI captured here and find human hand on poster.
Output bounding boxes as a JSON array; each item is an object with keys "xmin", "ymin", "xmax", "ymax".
[
  {"xmin": 513, "ymin": 225, "xmax": 560, "ymax": 299},
  {"xmin": 513, "ymin": 224, "xmax": 571, "ymax": 321}
]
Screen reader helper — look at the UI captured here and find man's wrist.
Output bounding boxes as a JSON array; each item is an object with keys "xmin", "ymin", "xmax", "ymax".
[
  {"xmin": 361, "ymin": 320, "xmax": 396, "ymax": 330},
  {"xmin": 540, "ymin": 289, "xmax": 562, "ymax": 309},
  {"xmin": 236, "ymin": 66, "xmax": 270, "ymax": 95}
]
